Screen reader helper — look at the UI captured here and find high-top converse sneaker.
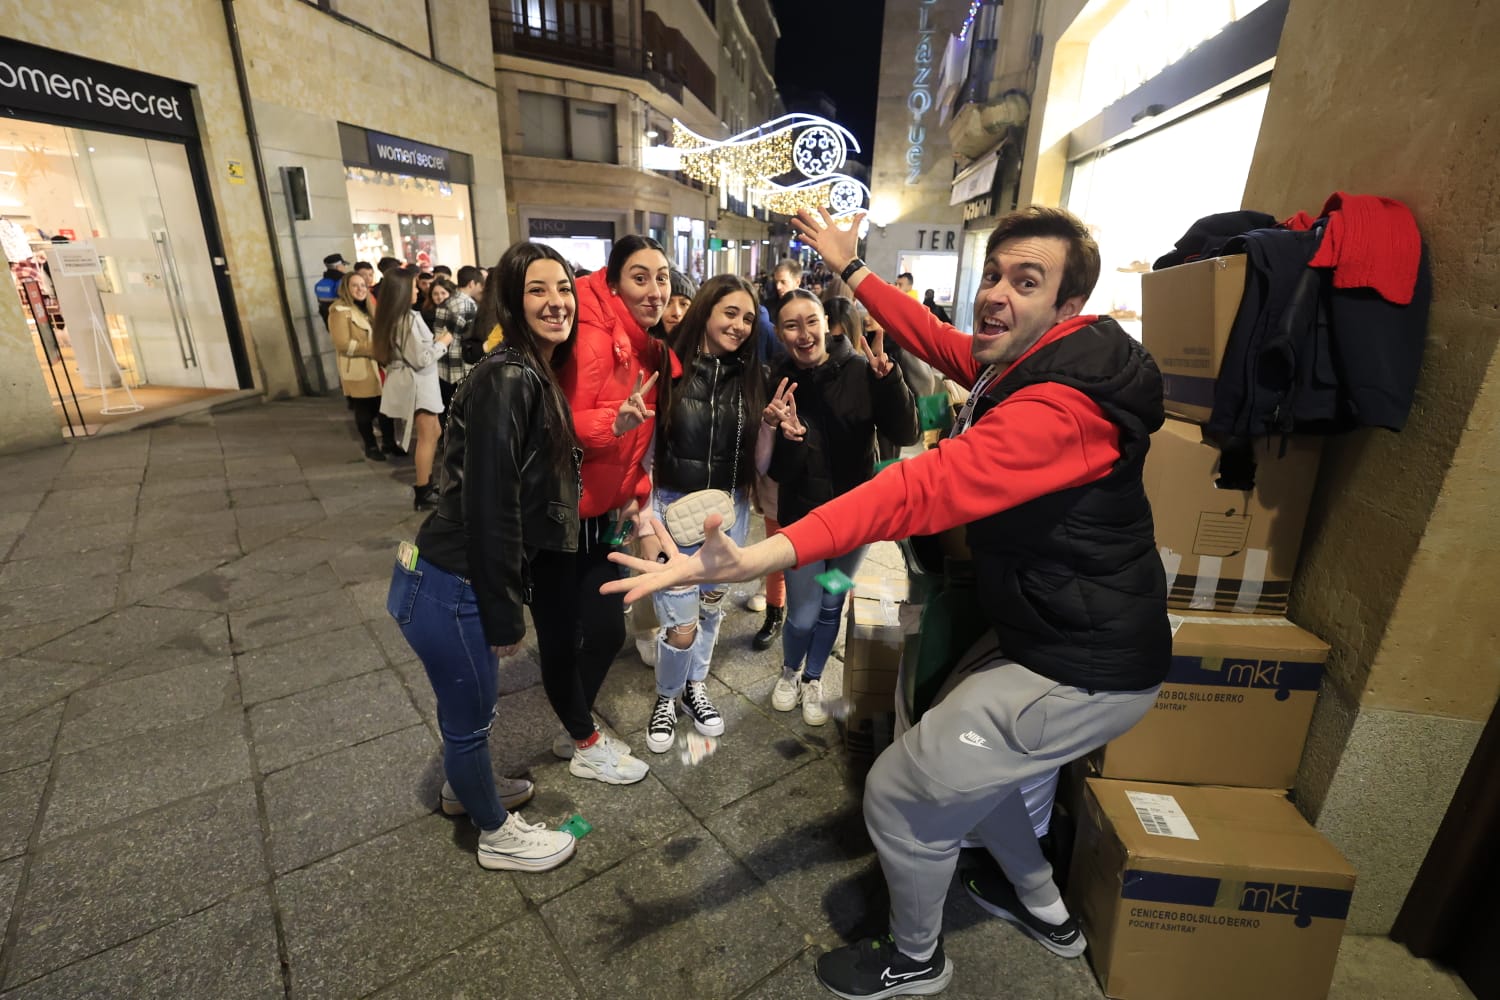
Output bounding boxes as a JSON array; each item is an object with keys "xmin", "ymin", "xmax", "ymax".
[
  {"xmin": 647, "ymin": 694, "xmax": 678, "ymax": 754},
  {"xmin": 680, "ymin": 680, "xmax": 725, "ymax": 737}
]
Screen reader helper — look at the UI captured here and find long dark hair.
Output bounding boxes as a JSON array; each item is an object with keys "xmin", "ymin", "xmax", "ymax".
[
  {"xmin": 605, "ymin": 234, "xmax": 668, "ymax": 287},
  {"xmin": 371, "ymin": 265, "xmax": 417, "ymax": 366},
  {"xmin": 472, "ymin": 241, "xmax": 579, "ymax": 471},
  {"xmin": 656, "ymin": 274, "xmax": 764, "ymax": 489},
  {"xmin": 821, "ymin": 295, "xmax": 859, "ymax": 341}
]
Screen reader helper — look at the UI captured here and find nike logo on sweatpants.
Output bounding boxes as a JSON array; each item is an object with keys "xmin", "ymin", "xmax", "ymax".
[{"xmin": 959, "ymin": 730, "xmax": 990, "ymax": 749}]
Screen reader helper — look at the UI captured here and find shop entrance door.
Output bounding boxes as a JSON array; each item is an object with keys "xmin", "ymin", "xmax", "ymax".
[{"xmin": 2, "ymin": 118, "xmax": 240, "ymax": 435}]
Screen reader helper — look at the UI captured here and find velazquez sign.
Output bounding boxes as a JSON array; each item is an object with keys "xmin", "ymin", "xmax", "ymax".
[{"xmin": 0, "ymin": 39, "xmax": 196, "ymax": 139}]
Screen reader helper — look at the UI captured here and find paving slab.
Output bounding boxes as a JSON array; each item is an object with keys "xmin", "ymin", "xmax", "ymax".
[
  {"xmin": 110, "ymin": 617, "xmax": 234, "ymax": 682},
  {"xmin": 278, "ymin": 815, "xmax": 528, "ymax": 999},
  {"xmin": 25, "ymin": 605, "xmax": 216, "ymax": 666},
  {"xmin": 10, "ymin": 518, "xmax": 133, "ymax": 560},
  {"xmin": 539, "ymin": 829, "xmax": 804, "ymax": 1000},
  {"xmin": 249, "ymin": 669, "xmax": 422, "ymax": 774},
  {"xmin": 228, "ymin": 584, "xmax": 362, "ymax": 652},
  {"xmin": 236, "ymin": 621, "xmax": 387, "ymax": 704},
  {"xmin": 0, "ymin": 703, "xmax": 63, "ymax": 774},
  {"xmin": 369, "ymin": 912, "xmax": 582, "ymax": 1000},
  {"xmin": 5, "ymin": 782, "xmax": 265, "ymax": 987},
  {"xmin": 0, "ymin": 889, "xmax": 283, "ymax": 1000},
  {"xmin": 0, "ymin": 545, "xmax": 129, "ymax": 591},
  {"xmin": 0, "ymin": 762, "xmax": 47, "ymax": 860},
  {"xmin": 56, "ymin": 659, "xmax": 237, "ymax": 754},
  {"xmin": 262, "ymin": 724, "xmax": 437, "ymax": 873},
  {"xmin": 41, "ymin": 709, "xmax": 251, "ymax": 842},
  {"xmin": 0, "ymin": 656, "xmax": 116, "ymax": 725}
]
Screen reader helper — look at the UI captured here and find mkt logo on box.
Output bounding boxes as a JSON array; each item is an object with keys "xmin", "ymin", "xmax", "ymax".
[
  {"xmin": 1166, "ymin": 655, "xmax": 1323, "ymax": 701},
  {"xmin": 1123, "ymin": 870, "xmax": 1353, "ymax": 929}
]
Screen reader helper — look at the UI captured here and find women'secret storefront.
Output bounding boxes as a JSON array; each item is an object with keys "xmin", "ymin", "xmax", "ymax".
[
  {"xmin": 338, "ymin": 124, "xmax": 476, "ymax": 271},
  {"xmin": 0, "ymin": 38, "xmax": 252, "ymax": 437}
]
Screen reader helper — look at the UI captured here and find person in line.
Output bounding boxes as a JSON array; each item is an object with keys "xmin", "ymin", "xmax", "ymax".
[
  {"xmin": 388, "ymin": 241, "xmax": 581, "ymax": 873},
  {"xmin": 895, "ymin": 271, "xmax": 919, "ymax": 299},
  {"xmin": 354, "ymin": 260, "xmax": 377, "ymax": 294},
  {"xmin": 923, "ymin": 288, "xmax": 952, "ymax": 324},
  {"xmin": 421, "ymin": 275, "xmax": 453, "ymax": 334},
  {"xmin": 315, "ymin": 252, "xmax": 349, "ymax": 327},
  {"xmin": 372, "ymin": 255, "xmax": 401, "ymax": 301},
  {"xmin": 552, "ymin": 235, "xmax": 677, "ymax": 784},
  {"xmin": 436, "ymin": 265, "xmax": 483, "ymax": 409},
  {"xmin": 764, "ymin": 289, "xmax": 919, "ymax": 725},
  {"xmin": 603, "ymin": 205, "xmax": 1169, "ymax": 999},
  {"xmin": 327, "ymin": 271, "xmax": 396, "ymax": 461},
  {"xmin": 639, "ymin": 275, "xmax": 764, "ymax": 752},
  {"xmin": 373, "ymin": 266, "xmax": 452, "ymax": 511}
]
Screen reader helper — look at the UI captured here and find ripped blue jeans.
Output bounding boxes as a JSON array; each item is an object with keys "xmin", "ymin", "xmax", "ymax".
[
  {"xmin": 651, "ymin": 486, "xmax": 751, "ymax": 698},
  {"xmin": 388, "ymin": 556, "xmax": 504, "ymax": 831}
]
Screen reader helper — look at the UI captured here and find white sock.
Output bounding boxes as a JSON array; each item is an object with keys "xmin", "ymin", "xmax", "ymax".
[
  {"xmin": 898, "ymin": 940, "xmax": 936, "ymax": 963},
  {"xmin": 1018, "ymin": 883, "xmax": 1070, "ymax": 925}
]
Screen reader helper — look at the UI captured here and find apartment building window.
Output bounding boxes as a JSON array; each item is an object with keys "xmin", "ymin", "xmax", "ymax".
[{"xmin": 518, "ymin": 91, "xmax": 618, "ymax": 163}]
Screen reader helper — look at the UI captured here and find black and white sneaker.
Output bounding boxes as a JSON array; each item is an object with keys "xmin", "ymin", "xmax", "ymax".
[
  {"xmin": 815, "ymin": 934, "xmax": 953, "ymax": 999},
  {"xmin": 646, "ymin": 695, "xmax": 677, "ymax": 754},
  {"xmin": 960, "ymin": 853, "xmax": 1086, "ymax": 958},
  {"xmin": 679, "ymin": 680, "xmax": 725, "ymax": 737}
]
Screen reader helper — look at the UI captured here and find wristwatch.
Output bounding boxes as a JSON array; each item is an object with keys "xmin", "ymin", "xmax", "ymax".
[{"xmin": 840, "ymin": 257, "xmax": 866, "ymax": 283}]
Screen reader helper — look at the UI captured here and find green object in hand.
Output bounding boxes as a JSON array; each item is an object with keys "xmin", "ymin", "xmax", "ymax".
[
  {"xmin": 815, "ymin": 569, "xmax": 855, "ymax": 595},
  {"xmin": 608, "ymin": 517, "xmax": 633, "ymax": 546},
  {"xmin": 559, "ymin": 813, "xmax": 593, "ymax": 839}
]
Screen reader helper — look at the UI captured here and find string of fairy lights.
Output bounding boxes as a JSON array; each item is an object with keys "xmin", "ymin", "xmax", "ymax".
[
  {"xmin": 959, "ymin": 0, "xmax": 984, "ymax": 41},
  {"xmin": 667, "ymin": 113, "xmax": 871, "ymax": 218}
]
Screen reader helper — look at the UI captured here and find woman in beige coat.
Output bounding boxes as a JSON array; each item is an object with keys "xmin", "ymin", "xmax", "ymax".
[{"xmin": 328, "ymin": 272, "xmax": 398, "ymax": 461}]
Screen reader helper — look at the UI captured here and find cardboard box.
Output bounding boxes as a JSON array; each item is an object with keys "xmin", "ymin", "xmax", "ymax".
[
  {"xmin": 843, "ymin": 595, "xmax": 918, "ymax": 756},
  {"xmin": 1146, "ymin": 418, "xmax": 1322, "ymax": 615},
  {"xmin": 1095, "ymin": 613, "xmax": 1329, "ymax": 788},
  {"xmin": 1070, "ymin": 778, "xmax": 1356, "ymax": 1000},
  {"xmin": 1141, "ymin": 254, "xmax": 1247, "ymax": 422}
]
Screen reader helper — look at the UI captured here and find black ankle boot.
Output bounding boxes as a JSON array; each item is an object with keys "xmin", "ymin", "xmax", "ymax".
[
  {"xmin": 753, "ymin": 605, "xmax": 784, "ymax": 651},
  {"xmin": 413, "ymin": 482, "xmax": 438, "ymax": 511}
]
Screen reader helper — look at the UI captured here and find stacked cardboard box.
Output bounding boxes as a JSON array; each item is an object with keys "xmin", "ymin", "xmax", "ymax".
[
  {"xmin": 1061, "ymin": 256, "xmax": 1352, "ymax": 1000},
  {"xmin": 842, "ymin": 574, "xmax": 916, "ymax": 757}
]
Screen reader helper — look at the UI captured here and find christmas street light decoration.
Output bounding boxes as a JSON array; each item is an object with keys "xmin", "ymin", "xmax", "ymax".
[{"xmin": 668, "ymin": 113, "xmax": 868, "ymax": 216}]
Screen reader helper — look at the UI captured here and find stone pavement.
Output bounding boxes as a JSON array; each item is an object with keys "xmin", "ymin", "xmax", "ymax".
[{"xmin": 0, "ymin": 398, "xmax": 1474, "ymax": 999}]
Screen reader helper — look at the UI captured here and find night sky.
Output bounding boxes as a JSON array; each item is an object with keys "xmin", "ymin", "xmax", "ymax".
[{"xmin": 768, "ymin": 0, "xmax": 886, "ymax": 164}]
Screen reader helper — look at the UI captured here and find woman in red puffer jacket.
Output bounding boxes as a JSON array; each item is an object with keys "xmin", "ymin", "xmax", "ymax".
[{"xmin": 547, "ymin": 235, "xmax": 680, "ymax": 784}]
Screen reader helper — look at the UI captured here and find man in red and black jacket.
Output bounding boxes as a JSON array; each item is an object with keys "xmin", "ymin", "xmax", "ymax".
[{"xmin": 606, "ymin": 205, "xmax": 1170, "ymax": 999}]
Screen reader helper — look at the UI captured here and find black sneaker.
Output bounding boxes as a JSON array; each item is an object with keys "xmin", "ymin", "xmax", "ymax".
[
  {"xmin": 815, "ymin": 934, "xmax": 952, "ymax": 999},
  {"xmin": 679, "ymin": 680, "xmax": 725, "ymax": 737},
  {"xmin": 960, "ymin": 852, "xmax": 1086, "ymax": 958}
]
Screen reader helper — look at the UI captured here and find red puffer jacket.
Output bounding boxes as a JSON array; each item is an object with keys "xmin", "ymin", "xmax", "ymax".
[{"xmin": 560, "ymin": 268, "xmax": 679, "ymax": 519}]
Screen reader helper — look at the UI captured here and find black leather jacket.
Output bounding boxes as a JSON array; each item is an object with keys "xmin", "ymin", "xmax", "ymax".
[
  {"xmin": 415, "ymin": 348, "xmax": 580, "ymax": 645},
  {"xmin": 656, "ymin": 352, "xmax": 754, "ymax": 493}
]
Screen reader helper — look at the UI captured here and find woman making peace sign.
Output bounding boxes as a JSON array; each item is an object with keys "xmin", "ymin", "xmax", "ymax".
[
  {"xmin": 555, "ymin": 235, "xmax": 680, "ymax": 784},
  {"xmin": 765, "ymin": 289, "xmax": 920, "ymax": 724}
]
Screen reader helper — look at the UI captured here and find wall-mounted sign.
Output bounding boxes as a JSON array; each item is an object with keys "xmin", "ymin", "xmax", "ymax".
[
  {"xmin": 528, "ymin": 218, "xmax": 616, "ymax": 240},
  {"xmin": 366, "ymin": 130, "xmax": 452, "ymax": 181},
  {"xmin": 227, "ymin": 159, "xmax": 245, "ymax": 184},
  {"xmin": 51, "ymin": 242, "xmax": 104, "ymax": 277},
  {"xmin": 906, "ymin": 0, "xmax": 940, "ymax": 185},
  {"xmin": 0, "ymin": 38, "xmax": 196, "ymax": 139}
]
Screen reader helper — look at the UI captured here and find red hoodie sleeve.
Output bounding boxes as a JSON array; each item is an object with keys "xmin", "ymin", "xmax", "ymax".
[
  {"xmin": 856, "ymin": 274, "xmax": 981, "ymax": 386},
  {"xmin": 778, "ymin": 383, "xmax": 1122, "ymax": 565}
]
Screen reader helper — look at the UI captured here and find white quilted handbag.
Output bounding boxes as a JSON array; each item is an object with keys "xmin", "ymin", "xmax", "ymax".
[{"xmin": 662, "ymin": 489, "xmax": 736, "ymax": 548}]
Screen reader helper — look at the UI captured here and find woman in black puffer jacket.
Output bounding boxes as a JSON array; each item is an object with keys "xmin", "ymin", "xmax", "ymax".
[{"xmin": 764, "ymin": 289, "xmax": 920, "ymax": 725}]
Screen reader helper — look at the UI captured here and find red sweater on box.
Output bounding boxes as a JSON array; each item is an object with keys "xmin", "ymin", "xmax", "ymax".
[{"xmin": 778, "ymin": 274, "xmax": 1124, "ymax": 566}]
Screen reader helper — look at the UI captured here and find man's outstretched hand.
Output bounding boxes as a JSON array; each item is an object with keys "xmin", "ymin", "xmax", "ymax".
[
  {"xmin": 790, "ymin": 208, "xmax": 866, "ymax": 277},
  {"xmin": 603, "ymin": 514, "xmax": 798, "ymax": 605}
]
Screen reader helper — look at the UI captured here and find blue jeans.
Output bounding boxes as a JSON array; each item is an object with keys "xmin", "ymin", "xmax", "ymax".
[
  {"xmin": 650, "ymin": 486, "xmax": 751, "ymax": 698},
  {"xmin": 783, "ymin": 545, "xmax": 869, "ymax": 681},
  {"xmin": 387, "ymin": 556, "xmax": 505, "ymax": 831}
]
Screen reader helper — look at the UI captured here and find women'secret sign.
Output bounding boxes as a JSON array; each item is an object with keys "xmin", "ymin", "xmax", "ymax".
[
  {"xmin": 365, "ymin": 131, "xmax": 452, "ymax": 181},
  {"xmin": 0, "ymin": 39, "xmax": 196, "ymax": 139}
]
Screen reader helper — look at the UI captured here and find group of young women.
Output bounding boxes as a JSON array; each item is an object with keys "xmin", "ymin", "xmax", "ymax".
[{"xmin": 386, "ymin": 235, "xmax": 920, "ymax": 873}]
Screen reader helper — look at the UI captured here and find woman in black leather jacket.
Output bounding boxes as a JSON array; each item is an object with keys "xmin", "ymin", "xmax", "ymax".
[
  {"xmin": 386, "ymin": 241, "xmax": 581, "ymax": 874},
  {"xmin": 639, "ymin": 274, "xmax": 765, "ymax": 755}
]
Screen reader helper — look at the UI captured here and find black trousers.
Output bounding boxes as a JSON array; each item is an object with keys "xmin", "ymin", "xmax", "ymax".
[
  {"xmin": 348, "ymin": 395, "xmax": 396, "ymax": 450},
  {"xmin": 529, "ymin": 515, "xmax": 627, "ymax": 740}
]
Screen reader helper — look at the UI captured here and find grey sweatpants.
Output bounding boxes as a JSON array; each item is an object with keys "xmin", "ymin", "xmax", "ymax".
[{"xmin": 864, "ymin": 640, "xmax": 1160, "ymax": 958}]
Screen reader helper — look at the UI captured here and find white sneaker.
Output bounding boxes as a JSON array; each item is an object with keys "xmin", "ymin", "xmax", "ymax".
[
  {"xmin": 440, "ymin": 778, "xmax": 534, "ymax": 815},
  {"xmin": 552, "ymin": 731, "xmax": 576, "ymax": 760},
  {"xmin": 647, "ymin": 694, "xmax": 678, "ymax": 754},
  {"xmin": 771, "ymin": 667, "xmax": 802, "ymax": 712},
  {"xmin": 801, "ymin": 678, "xmax": 828, "ymax": 726},
  {"xmin": 570, "ymin": 736, "xmax": 649, "ymax": 785},
  {"xmin": 636, "ymin": 635, "xmax": 659, "ymax": 667},
  {"xmin": 476, "ymin": 812, "xmax": 576, "ymax": 872},
  {"xmin": 746, "ymin": 592, "xmax": 767, "ymax": 613}
]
